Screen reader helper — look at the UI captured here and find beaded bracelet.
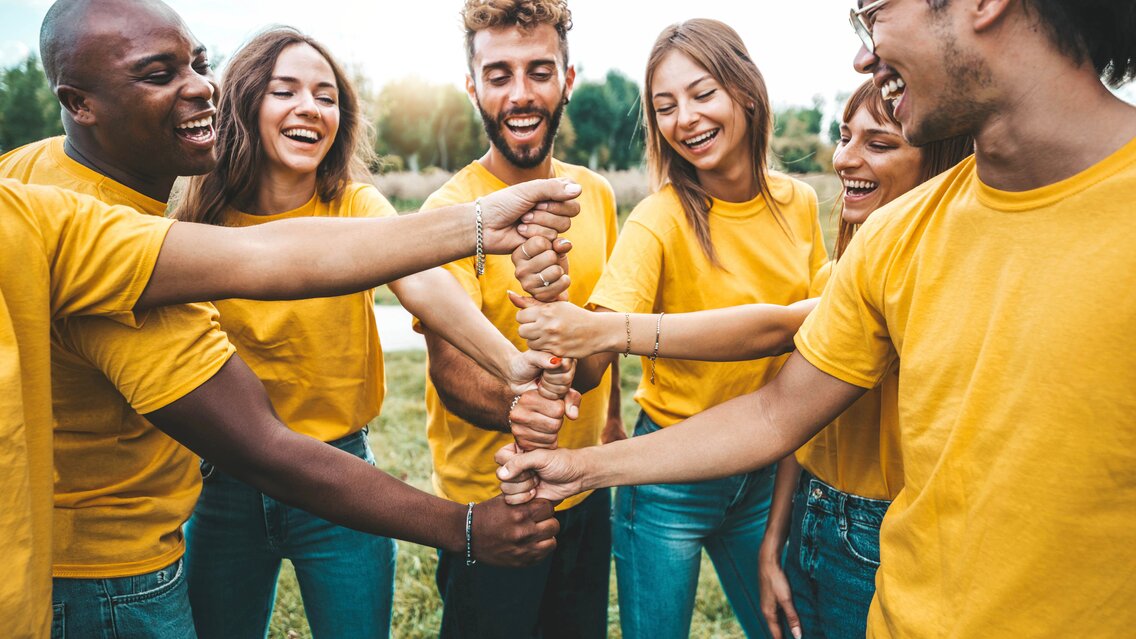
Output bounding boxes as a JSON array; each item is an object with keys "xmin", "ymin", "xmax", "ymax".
[
  {"xmin": 649, "ymin": 312, "xmax": 664, "ymax": 384},
  {"xmin": 622, "ymin": 313, "xmax": 632, "ymax": 357},
  {"xmin": 465, "ymin": 501, "xmax": 477, "ymax": 566}
]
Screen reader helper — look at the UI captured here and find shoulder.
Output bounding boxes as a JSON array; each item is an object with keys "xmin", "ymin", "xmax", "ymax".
[
  {"xmin": 768, "ymin": 171, "xmax": 818, "ymax": 212},
  {"xmin": 0, "ymin": 137, "xmax": 63, "ymax": 181},
  {"xmin": 422, "ymin": 163, "xmax": 485, "ymax": 211},
  {"xmin": 339, "ymin": 182, "xmax": 397, "ymax": 218}
]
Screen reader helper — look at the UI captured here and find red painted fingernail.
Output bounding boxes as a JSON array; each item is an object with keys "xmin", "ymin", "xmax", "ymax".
[{"xmin": 550, "ymin": 357, "xmax": 562, "ymax": 365}]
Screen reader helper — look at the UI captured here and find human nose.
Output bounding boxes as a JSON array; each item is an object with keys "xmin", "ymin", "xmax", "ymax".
[
  {"xmin": 509, "ymin": 77, "xmax": 534, "ymax": 107},
  {"xmin": 676, "ymin": 100, "xmax": 698, "ymax": 129},
  {"xmin": 853, "ymin": 43, "xmax": 879, "ymax": 74},
  {"xmin": 183, "ymin": 70, "xmax": 216, "ymax": 104},
  {"xmin": 832, "ymin": 139, "xmax": 861, "ymax": 172},
  {"xmin": 294, "ymin": 92, "xmax": 320, "ymax": 119}
]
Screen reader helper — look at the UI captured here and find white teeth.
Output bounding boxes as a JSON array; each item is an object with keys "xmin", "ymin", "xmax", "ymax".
[
  {"xmin": 844, "ymin": 179, "xmax": 877, "ymax": 191},
  {"xmin": 283, "ymin": 128, "xmax": 320, "ymax": 141},
  {"xmin": 684, "ymin": 129, "xmax": 717, "ymax": 146},
  {"xmin": 176, "ymin": 116, "xmax": 213, "ymax": 130},
  {"xmin": 506, "ymin": 116, "xmax": 541, "ymax": 128},
  {"xmin": 881, "ymin": 77, "xmax": 906, "ymax": 102}
]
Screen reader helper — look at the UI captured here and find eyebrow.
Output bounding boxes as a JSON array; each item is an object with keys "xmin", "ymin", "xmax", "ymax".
[
  {"xmin": 270, "ymin": 75, "xmax": 338, "ymax": 89},
  {"xmin": 652, "ymin": 74, "xmax": 713, "ymax": 100},
  {"xmin": 128, "ymin": 46, "xmax": 208, "ymax": 73}
]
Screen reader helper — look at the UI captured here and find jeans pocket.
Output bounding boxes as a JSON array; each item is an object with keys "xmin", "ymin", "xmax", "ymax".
[
  {"xmin": 840, "ymin": 519, "xmax": 882, "ymax": 568},
  {"xmin": 51, "ymin": 602, "xmax": 64, "ymax": 639},
  {"xmin": 109, "ymin": 560, "xmax": 195, "ymax": 639}
]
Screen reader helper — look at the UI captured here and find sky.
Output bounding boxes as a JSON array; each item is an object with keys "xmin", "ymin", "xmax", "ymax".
[{"xmin": 2, "ymin": 0, "xmax": 1133, "ymax": 107}]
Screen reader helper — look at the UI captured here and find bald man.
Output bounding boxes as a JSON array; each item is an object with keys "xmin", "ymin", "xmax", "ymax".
[{"xmin": 0, "ymin": 1, "xmax": 567, "ymax": 636}]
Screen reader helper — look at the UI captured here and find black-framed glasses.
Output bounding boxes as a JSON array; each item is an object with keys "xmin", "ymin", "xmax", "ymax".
[{"xmin": 850, "ymin": 0, "xmax": 888, "ymax": 53}]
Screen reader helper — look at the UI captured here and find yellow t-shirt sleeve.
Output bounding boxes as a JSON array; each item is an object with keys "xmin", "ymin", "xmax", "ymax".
[
  {"xmin": 347, "ymin": 183, "xmax": 399, "ymax": 220},
  {"xmin": 794, "ymin": 222, "xmax": 895, "ymax": 389},
  {"xmin": 57, "ymin": 303, "xmax": 236, "ymax": 414},
  {"xmin": 38, "ymin": 185, "xmax": 173, "ymax": 322},
  {"xmin": 587, "ymin": 216, "xmax": 663, "ymax": 314}
]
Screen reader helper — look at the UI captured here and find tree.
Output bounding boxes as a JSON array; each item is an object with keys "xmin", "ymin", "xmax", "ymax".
[
  {"xmin": 431, "ymin": 85, "xmax": 484, "ymax": 171},
  {"xmin": 374, "ymin": 78, "xmax": 436, "ymax": 172},
  {"xmin": 0, "ymin": 55, "xmax": 63, "ymax": 153},
  {"xmin": 564, "ymin": 70, "xmax": 643, "ymax": 170}
]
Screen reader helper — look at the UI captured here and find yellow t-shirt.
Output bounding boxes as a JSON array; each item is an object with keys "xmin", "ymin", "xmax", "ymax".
[
  {"xmin": 794, "ymin": 261, "xmax": 903, "ymax": 501},
  {"xmin": 420, "ymin": 160, "xmax": 617, "ymax": 510},
  {"xmin": 214, "ymin": 184, "xmax": 394, "ymax": 442},
  {"xmin": 794, "ymin": 141, "xmax": 1136, "ymax": 637},
  {"xmin": 0, "ymin": 137, "xmax": 236, "ymax": 579},
  {"xmin": 0, "ymin": 179, "xmax": 173, "ymax": 638},
  {"xmin": 589, "ymin": 177, "xmax": 827, "ymax": 425}
]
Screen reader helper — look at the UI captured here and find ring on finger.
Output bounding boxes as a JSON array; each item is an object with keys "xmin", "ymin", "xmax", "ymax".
[
  {"xmin": 537, "ymin": 273, "xmax": 550, "ymax": 287},
  {"xmin": 521, "ymin": 244, "xmax": 532, "ymax": 259}
]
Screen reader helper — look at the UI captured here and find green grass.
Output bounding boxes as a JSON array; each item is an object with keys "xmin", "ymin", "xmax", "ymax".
[{"xmin": 268, "ymin": 352, "xmax": 746, "ymax": 638}]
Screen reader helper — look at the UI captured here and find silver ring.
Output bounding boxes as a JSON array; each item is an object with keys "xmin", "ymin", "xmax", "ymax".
[
  {"xmin": 521, "ymin": 244, "xmax": 532, "ymax": 259},
  {"xmin": 537, "ymin": 273, "xmax": 550, "ymax": 288}
]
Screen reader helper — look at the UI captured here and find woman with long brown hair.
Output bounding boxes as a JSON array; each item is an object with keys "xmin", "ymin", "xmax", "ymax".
[
  {"xmin": 174, "ymin": 27, "xmax": 567, "ymax": 638},
  {"xmin": 755, "ymin": 80, "xmax": 972, "ymax": 639}
]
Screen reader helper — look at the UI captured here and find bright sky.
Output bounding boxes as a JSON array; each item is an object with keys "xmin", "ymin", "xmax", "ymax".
[{"xmin": 2, "ymin": 0, "xmax": 1133, "ymax": 107}]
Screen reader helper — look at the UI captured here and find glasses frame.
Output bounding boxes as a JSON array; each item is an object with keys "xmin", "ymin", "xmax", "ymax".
[{"xmin": 850, "ymin": 0, "xmax": 889, "ymax": 53}]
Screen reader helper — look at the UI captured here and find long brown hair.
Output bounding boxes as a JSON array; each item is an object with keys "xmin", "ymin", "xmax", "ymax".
[
  {"xmin": 642, "ymin": 19, "xmax": 786, "ymax": 267},
  {"xmin": 175, "ymin": 26, "xmax": 374, "ymax": 225},
  {"xmin": 833, "ymin": 81, "xmax": 974, "ymax": 260}
]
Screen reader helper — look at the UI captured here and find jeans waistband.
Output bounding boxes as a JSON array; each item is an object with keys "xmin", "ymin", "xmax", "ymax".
[{"xmin": 797, "ymin": 469, "xmax": 890, "ymax": 527}]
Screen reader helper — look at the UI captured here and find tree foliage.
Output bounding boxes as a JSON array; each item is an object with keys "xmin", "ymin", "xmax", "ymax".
[
  {"xmin": 0, "ymin": 55, "xmax": 63, "ymax": 153},
  {"xmin": 564, "ymin": 70, "xmax": 643, "ymax": 170}
]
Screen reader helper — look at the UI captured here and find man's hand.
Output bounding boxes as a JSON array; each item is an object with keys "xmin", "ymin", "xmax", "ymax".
[
  {"xmin": 471, "ymin": 495, "xmax": 559, "ymax": 567},
  {"xmin": 509, "ymin": 389, "xmax": 571, "ymax": 450},
  {"xmin": 512, "ymin": 236, "xmax": 572, "ymax": 302},
  {"xmin": 759, "ymin": 548, "xmax": 802, "ymax": 639},
  {"xmin": 481, "ymin": 178, "xmax": 581, "ymax": 253},
  {"xmin": 495, "ymin": 443, "xmax": 587, "ymax": 504}
]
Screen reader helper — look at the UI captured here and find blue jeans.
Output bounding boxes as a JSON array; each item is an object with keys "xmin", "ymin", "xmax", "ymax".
[
  {"xmin": 51, "ymin": 558, "xmax": 195, "ymax": 639},
  {"xmin": 614, "ymin": 411, "xmax": 776, "ymax": 639},
  {"xmin": 184, "ymin": 430, "xmax": 396, "ymax": 639},
  {"xmin": 435, "ymin": 488, "xmax": 611, "ymax": 639},
  {"xmin": 783, "ymin": 470, "xmax": 889, "ymax": 639}
]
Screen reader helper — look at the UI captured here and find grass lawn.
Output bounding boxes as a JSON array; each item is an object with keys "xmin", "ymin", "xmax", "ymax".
[{"xmin": 268, "ymin": 352, "xmax": 747, "ymax": 638}]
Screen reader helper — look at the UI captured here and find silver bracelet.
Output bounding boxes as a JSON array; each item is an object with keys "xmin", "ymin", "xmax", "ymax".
[
  {"xmin": 507, "ymin": 394, "xmax": 522, "ymax": 431},
  {"xmin": 474, "ymin": 198, "xmax": 485, "ymax": 278},
  {"xmin": 465, "ymin": 501, "xmax": 477, "ymax": 566},
  {"xmin": 649, "ymin": 312, "xmax": 664, "ymax": 384}
]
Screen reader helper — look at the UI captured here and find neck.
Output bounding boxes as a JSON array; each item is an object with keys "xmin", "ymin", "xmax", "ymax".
[
  {"xmin": 697, "ymin": 152, "xmax": 759, "ymax": 203},
  {"xmin": 63, "ymin": 136, "xmax": 174, "ymax": 203},
  {"xmin": 972, "ymin": 57, "xmax": 1136, "ymax": 192},
  {"xmin": 478, "ymin": 146, "xmax": 555, "ymax": 186},
  {"xmin": 248, "ymin": 167, "xmax": 319, "ymax": 215}
]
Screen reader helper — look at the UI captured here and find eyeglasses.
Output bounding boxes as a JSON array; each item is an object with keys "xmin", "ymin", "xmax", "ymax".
[{"xmin": 850, "ymin": 0, "xmax": 888, "ymax": 53}]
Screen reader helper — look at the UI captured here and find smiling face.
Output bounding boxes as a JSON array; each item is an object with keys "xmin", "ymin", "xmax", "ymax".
[
  {"xmin": 834, "ymin": 103, "xmax": 925, "ymax": 224},
  {"xmin": 257, "ymin": 43, "xmax": 341, "ymax": 180},
  {"xmin": 649, "ymin": 50, "xmax": 751, "ymax": 188},
  {"xmin": 853, "ymin": 0, "xmax": 996, "ymax": 146},
  {"xmin": 466, "ymin": 23, "xmax": 573, "ymax": 170},
  {"xmin": 71, "ymin": 3, "xmax": 218, "ymax": 180}
]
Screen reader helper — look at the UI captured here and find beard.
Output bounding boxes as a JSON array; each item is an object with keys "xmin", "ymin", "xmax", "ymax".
[{"xmin": 477, "ymin": 97, "xmax": 566, "ymax": 169}]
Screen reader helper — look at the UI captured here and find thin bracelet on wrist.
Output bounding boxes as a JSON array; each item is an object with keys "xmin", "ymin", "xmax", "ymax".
[
  {"xmin": 622, "ymin": 313, "xmax": 632, "ymax": 357},
  {"xmin": 649, "ymin": 312, "xmax": 664, "ymax": 384},
  {"xmin": 465, "ymin": 501, "xmax": 477, "ymax": 566},
  {"xmin": 507, "ymin": 393, "xmax": 522, "ymax": 431},
  {"xmin": 474, "ymin": 198, "xmax": 485, "ymax": 277}
]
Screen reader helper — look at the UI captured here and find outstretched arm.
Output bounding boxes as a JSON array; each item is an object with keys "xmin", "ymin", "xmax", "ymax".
[
  {"xmin": 136, "ymin": 179, "xmax": 582, "ymax": 309},
  {"xmin": 145, "ymin": 355, "xmax": 559, "ymax": 567},
  {"xmin": 497, "ymin": 352, "xmax": 865, "ymax": 501}
]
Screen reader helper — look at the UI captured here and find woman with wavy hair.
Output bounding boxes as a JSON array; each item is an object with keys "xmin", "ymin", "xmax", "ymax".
[
  {"xmin": 755, "ymin": 80, "xmax": 972, "ymax": 639},
  {"xmin": 175, "ymin": 26, "xmax": 567, "ymax": 638}
]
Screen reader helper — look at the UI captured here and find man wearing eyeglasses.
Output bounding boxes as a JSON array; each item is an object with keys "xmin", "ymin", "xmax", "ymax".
[{"xmin": 498, "ymin": 1, "xmax": 1136, "ymax": 636}]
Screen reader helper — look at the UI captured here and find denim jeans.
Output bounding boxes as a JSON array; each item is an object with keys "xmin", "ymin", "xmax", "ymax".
[
  {"xmin": 51, "ymin": 558, "xmax": 195, "ymax": 639},
  {"xmin": 783, "ymin": 470, "xmax": 889, "ymax": 639},
  {"xmin": 435, "ymin": 487, "xmax": 611, "ymax": 639},
  {"xmin": 614, "ymin": 411, "xmax": 776, "ymax": 639},
  {"xmin": 184, "ymin": 430, "xmax": 396, "ymax": 639}
]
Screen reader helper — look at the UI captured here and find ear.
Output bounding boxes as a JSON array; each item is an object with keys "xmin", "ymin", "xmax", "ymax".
[
  {"xmin": 56, "ymin": 84, "xmax": 96, "ymax": 126},
  {"xmin": 563, "ymin": 65, "xmax": 576, "ymax": 103},
  {"xmin": 465, "ymin": 74, "xmax": 479, "ymax": 110},
  {"xmin": 973, "ymin": 0, "xmax": 1013, "ymax": 32}
]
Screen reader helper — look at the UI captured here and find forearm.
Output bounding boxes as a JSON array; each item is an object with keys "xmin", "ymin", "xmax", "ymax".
[
  {"xmin": 139, "ymin": 204, "xmax": 476, "ymax": 309},
  {"xmin": 393, "ymin": 269, "xmax": 517, "ymax": 380},
  {"xmin": 425, "ymin": 329, "xmax": 514, "ymax": 432},
  {"xmin": 624, "ymin": 300, "xmax": 816, "ymax": 361},
  {"xmin": 572, "ymin": 351, "xmax": 617, "ymax": 394},
  {"xmin": 574, "ymin": 352, "xmax": 863, "ymax": 490},
  {"xmin": 145, "ymin": 356, "xmax": 466, "ymax": 551},
  {"xmin": 760, "ymin": 455, "xmax": 802, "ymax": 562}
]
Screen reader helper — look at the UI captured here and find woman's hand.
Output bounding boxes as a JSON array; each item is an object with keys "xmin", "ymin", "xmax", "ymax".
[
  {"xmin": 513, "ymin": 236, "xmax": 572, "ymax": 302},
  {"xmin": 480, "ymin": 178, "xmax": 581, "ymax": 253},
  {"xmin": 510, "ymin": 293, "xmax": 608, "ymax": 359},
  {"xmin": 759, "ymin": 544, "xmax": 802, "ymax": 639},
  {"xmin": 505, "ymin": 350, "xmax": 566, "ymax": 397}
]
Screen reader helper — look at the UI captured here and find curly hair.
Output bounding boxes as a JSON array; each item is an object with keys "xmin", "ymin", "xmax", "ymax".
[{"xmin": 461, "ymin": 0, "xmax": 572, "ymax": 72}]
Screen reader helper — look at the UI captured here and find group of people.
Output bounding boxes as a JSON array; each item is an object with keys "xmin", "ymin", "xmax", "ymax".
[{"xmin": 0, "ymin": 1, "xmax": 1132, "ymax": 639}]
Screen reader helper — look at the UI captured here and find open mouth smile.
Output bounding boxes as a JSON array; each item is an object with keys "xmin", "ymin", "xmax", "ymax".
[
  {"xmin": 682, "ymin": 128, "xmax": 719, "ymax": 151},
  {"xmin": 843, "ymin": 178, "xmax": 879, "ymax": 198},
  {"xmin": 282, "ymin": 128, "xmax": 323, "ymax": 145},
  {"xmin": 504, "ymin": 115, "xmax": 543, "ymax": 139},
  {"xmin": 175, "ymin": 115, "xmax": 215, "ymax": 146}
]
